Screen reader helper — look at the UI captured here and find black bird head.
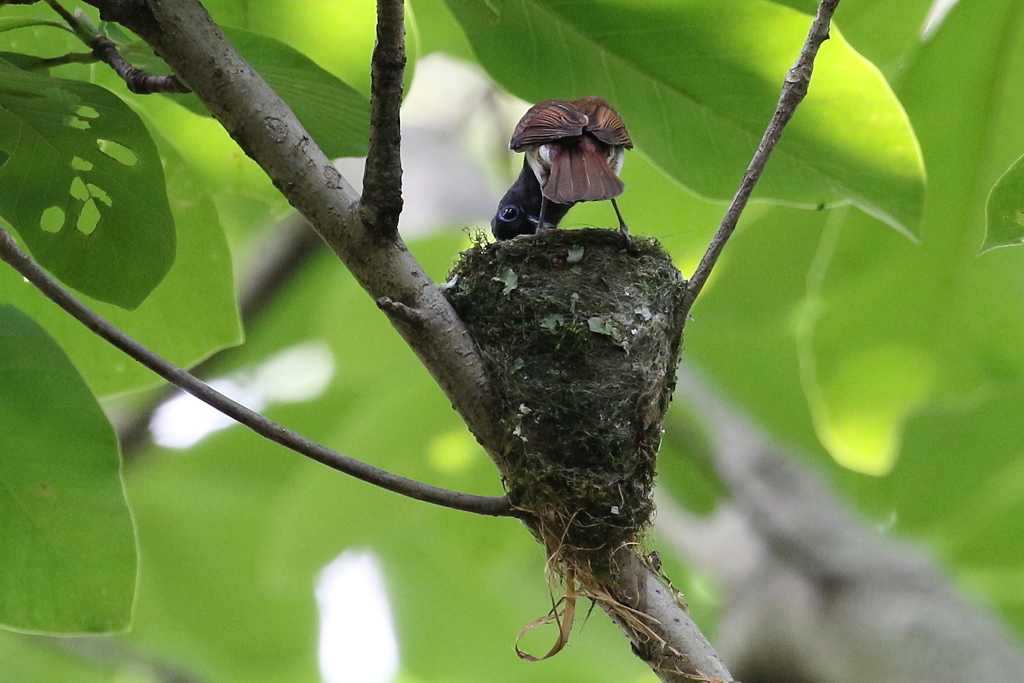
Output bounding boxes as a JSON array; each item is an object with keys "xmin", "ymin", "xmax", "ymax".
[{"xmin": 491, "ymin": 160, "xmax": 574, "ymax": 240}]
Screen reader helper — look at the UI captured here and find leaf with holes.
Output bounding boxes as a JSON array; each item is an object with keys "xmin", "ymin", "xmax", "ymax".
[
  {"xmin": 0, "ymin": 305, "xmax": 136, "ymax": 634},
  {"xmin": 0, "ymin": 57, "xmax": 174, "ymax": 309},
  {"xmin": 0, "ymin": 126, "xmax": 241, "ymax": 398}
]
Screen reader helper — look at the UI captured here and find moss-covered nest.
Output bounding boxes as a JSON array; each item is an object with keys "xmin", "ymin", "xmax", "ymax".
[{"xmin": 445, "ymin": 229, "xmax": 687, "ymax": 579}]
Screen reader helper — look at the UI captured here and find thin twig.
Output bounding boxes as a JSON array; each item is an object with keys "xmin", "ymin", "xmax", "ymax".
[
  {"xmin": 683, "ymin": 0, "xmax": 840, "ymax": 315},
  {"xmin": 43, "ymin": 0, "xmax": 189, "ymax": 93},
  {"xmin": 358, "ymin": 0, "xmax": 405, "ymax": 240},
  {"xmin": 91, "ymin": 35, "xmax": 191, "ymax": 94},
  {"xmin": 0, "ymin": 227, "xmax": 515, "ymax": 518},
  {"xmin": 42, "ymin": 0, "xmax": 77, "ymax": 26}
]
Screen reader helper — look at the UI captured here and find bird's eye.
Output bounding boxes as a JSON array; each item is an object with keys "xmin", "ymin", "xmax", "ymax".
[{"xmin": 499, "ymin": 205, "xmax": 520, "ymax": 222}]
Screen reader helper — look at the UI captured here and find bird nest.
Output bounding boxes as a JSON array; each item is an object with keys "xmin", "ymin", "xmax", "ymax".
[{"xmin": 445, "ymin": 229, "xmax": 687, "ymax": 581}]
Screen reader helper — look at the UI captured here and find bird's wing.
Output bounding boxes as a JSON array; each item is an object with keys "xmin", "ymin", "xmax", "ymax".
[
  {"xmin": 510, "ymin": 100, "xmax": 589, "ymax": 151},
  {"xmin": 574, "ymin": 97, "xmax": 633, "ymax": 149}
]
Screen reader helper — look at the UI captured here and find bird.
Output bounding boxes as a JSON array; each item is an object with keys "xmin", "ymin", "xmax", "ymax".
[
  {"xmin": 491, "ymin": 96, "xmax": 633, "ymax": 241},
  {"xmin": 491, "ymin": 158, "xmax": 574, "ymax": 240}
]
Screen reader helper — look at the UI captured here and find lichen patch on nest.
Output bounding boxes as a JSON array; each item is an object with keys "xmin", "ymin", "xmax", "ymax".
[{"xmin": 445, "ymin": 229, "xmax": 687, "ymax": 581}]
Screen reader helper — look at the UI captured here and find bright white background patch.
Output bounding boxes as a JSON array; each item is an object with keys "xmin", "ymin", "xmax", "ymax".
[
  {"xmin": 149, "ymin": 377, "xmax": 265, "ymax": 449},
  {"xmin": 316, "ymin": 550, "xmax": 399, "ymax": 683},
  {"xmin": 149, "ymin": 340, "xmax": 335, "ymax": 449}
]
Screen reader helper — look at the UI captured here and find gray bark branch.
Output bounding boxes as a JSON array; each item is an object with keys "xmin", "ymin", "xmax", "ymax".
[
  {"xmin": 62, "ymin": 0, "xmax": 841, "ymax": 678},
  {"xmin": 359, "ymin": 0, "xmax": 405, "ymax": 239},
  {"xmin": 85, "ymin": 0, "xmax": 507, "ymax": 456},
  {"xmin": 662, "ymin": 365, "xmax": 1024, "ymax": 683}
]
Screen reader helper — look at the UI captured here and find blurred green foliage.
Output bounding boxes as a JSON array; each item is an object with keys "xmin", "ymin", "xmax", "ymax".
[{"xmin": 2, "ymin": 0, "xmax": 1024, "ymax": 681}]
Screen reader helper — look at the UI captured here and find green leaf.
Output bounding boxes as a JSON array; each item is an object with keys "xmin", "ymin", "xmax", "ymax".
[
  {"xmin": 0, "ymin": 5, "xmax": 92, "ymax": 83},
  {"xmin": 771, "ymin": 0, "xmax": 818, "ymax": 11},
  {"xmin": 98, "ymin": 20, "xmax": 134, "ymax": 47},
  {"xmin": 444, "ymin": 0, "xmax": 925, "ymax": 236},
  {"xmin": 0, "ymin": 57, "xmax": 175, "ymax": 309},
  {"xmin": 985, "ymin": 152, "xmax": 1024, "ymax": 251},
  {"xmin": 0, "ymin": 50, "xmax": 76, "ymax": 71},
  {"xmin": 829, "ymin": 0, "xmax": 934, "ymax": 78},
  {"xmin": 795, "ymin": 0, "xmax": 1024, "ymax": 475},
  {"xmin": 0, "ymin": 305, "xmax": 136, "ymax": 634},
  {"xmin": 540, "ymin": 312, "xmax": 564, "ymax": 329},
  {"xmin": 492, "ymin": 266, "xmax": 518, "ymax": 294},
  {"xmin": 225, "ymin": 26, "xmax": 370, "ymax": 159},
  {"xmin": 200, "ymin": 0, "xmax": 385, "ymax": 98},
  {"xmin": 588, "ymin": 315, "xmax": 616, "ymax": 336},
  {"xmin": 0, "ymin": 127, "xmax": 240, "ymax": 398},
  {"xmin": 128, "ymin": 26, "xmax": 371, "ymax": 159},
  {"xmin": 672, "ymin": 0, "xmax": 1024, "ymax": 630},
  {"xmin": 408, "ymin": 0, "xmax": 476, "ymax": 61}
]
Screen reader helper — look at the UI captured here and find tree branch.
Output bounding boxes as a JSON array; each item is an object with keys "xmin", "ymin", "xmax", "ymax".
[
  {"xmin": 83, "ymin": 0, "xmax": 507, "ymax": 458},
  {"xmin": 0, "ymin": 226, "xmax": 515, "ymax": 518},
  {"xmin": 603, "ymin": 549, "xmax": 735, "ymax": 683},
  {"xmin": 683, "ymin": 0, "xmax": 840, "ymax": 315},
  {"xmin": 35, "ymin": 1, "xmax": 839, "ymax": 678},
  {"xmin": 358, "ymin": 0, "xmax": 405, "ymax": 240}
]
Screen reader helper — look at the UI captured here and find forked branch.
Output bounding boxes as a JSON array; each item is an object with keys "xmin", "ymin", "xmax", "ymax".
[
  {"xmin": 84, "ymin": 0, "xmax": 508, "ymax": 458},
  {"xmin": 4, "ymin": 0, "xmax": 844, "ymax": 680}
]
